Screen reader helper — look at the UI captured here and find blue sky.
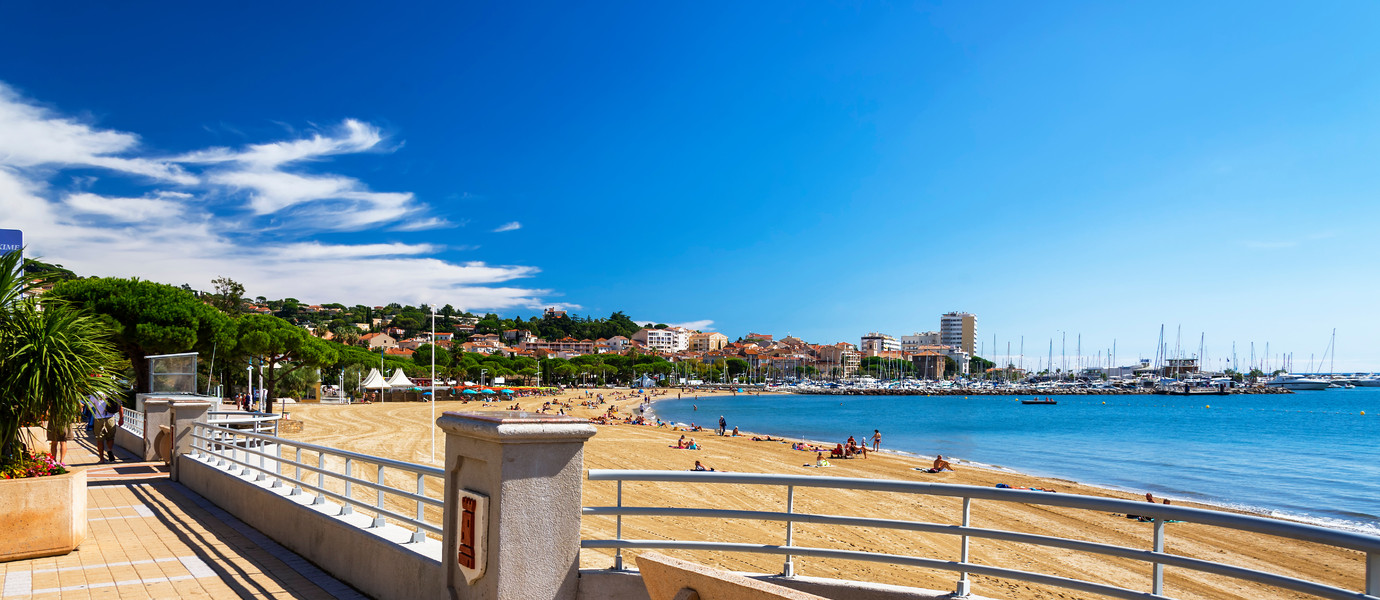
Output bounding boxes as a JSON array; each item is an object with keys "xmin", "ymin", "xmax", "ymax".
[{"xmin": 3, "ymin": 2, "xmax": 1379, "ymax": 370}]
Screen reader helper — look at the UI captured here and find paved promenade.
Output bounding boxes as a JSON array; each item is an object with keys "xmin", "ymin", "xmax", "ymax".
[{"xmin": 2, "ymin": 436, "xmax": 363, "ymax": 599}]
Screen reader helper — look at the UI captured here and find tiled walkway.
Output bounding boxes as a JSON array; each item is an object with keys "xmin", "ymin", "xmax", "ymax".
[{"xmin": 2, "ymin": 434, "xmax": 364, "ymax": 599}]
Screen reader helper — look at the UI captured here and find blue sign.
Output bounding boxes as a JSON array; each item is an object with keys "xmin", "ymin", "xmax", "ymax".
[{"xmin": 0, "ymin": 229, "xmax": 20, "ymax": 256}]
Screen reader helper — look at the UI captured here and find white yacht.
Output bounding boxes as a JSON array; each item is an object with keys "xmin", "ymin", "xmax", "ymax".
[
  {"xmin": 1352, "ymin": 376, "xmax": 1380, "ymax": 387},
  {"xmin": 1263, "ymin": 373, "xmax": 1331, "ymax": 391}
]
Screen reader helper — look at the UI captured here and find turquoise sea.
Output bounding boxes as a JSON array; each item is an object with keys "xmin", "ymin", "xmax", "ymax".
[{"xmin": 650, "ymin": 388, "xmax": 1380, "ymax": 533}]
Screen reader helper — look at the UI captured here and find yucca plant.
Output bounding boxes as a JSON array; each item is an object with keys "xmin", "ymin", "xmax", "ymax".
[{"xmin": 0, "ymin": 250, "xmax": 123, "ymax": 471}]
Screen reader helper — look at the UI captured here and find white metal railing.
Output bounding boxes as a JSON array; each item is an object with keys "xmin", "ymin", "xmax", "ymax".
[
  {"xmin": 208, "ymin": 410, "xmax": 282, "ymax": 436},
  {"xmin": 120, "ymin": 406, "xmax": 143, "ymax": 436},
  {"xmin": 191, "ymin": 422, "xmax": 444, "ymax": 543},
  {"xmin": 584, "ymin": 470, "xmax": 1380, "ymax": 600}
]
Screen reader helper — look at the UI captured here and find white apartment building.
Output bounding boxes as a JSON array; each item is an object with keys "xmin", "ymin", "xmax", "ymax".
[
  {"xmin": 632, "ymin": 328, "xmax": 690, "ymax": 353},
  {"xmin": 940, "ymin": 312, "xmax": 977, "ymax": 355},
  {"xmin": 900, "ymin": 331, "xmax": 941, "ymax": 352},
  {"xmin": 860, "ymin": 332, "xmax": 900, "ymax": 353}
]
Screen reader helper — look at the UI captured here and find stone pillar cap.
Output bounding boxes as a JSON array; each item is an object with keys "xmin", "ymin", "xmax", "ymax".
[{"xmin": 437, "ymin": 411, "xmax": 596, "ymax": 443}]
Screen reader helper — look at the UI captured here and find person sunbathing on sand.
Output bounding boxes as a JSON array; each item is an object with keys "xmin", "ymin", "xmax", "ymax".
[
  {"xmin": 931, "ymin": 455, "xmax": 955, "ymax": 471},
  {"xmin": 692, "ymin": 460, "xmax": 715, "ymax": 472},
  {"xmin": 815, "ymin": 452, "xmax": 831, "ymax": 467},
  {"xmin": 687, "ymin": 438, "xmax": 700, "ymax": 450}
]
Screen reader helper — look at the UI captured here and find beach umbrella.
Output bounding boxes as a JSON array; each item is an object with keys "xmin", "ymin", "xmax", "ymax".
[
  {"xmin": 482, "ymin": 389, "xmax": 496, "ymax": 394},
  {"xmin": 500, "ymin": 389, "xmax": 514, "ymax": 394},
  {"xmin": 462, "ymin": 389, "xmax": 479, "ymax": 395}
]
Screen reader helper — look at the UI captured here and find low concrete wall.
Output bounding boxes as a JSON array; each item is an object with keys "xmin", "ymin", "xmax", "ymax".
[
  {"xmin": 179, "ymin": 456, "xmax": 446, "ymax": 600},
  {"xmin": 0, "ymin": 469, "xmax": 87, "ymax": 562},
  {"xmin": 575, "ymin": 569, "xmax": 962, "ymax": 600},
  {"xmin": 114, "ymin": 426, "xmax": 144, "ymax": 457}
]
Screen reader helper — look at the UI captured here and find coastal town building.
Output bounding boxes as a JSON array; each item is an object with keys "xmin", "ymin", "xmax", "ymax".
[
  {"xmin": 543, "ymin": 307, "xmax": 567, "ymax": 319},
  {"xmin": 603, "ymin": 336, "xmax": 631, "ymax": 353},
  {"xmin": 502, "ymin": 329, "xmax": 535, "ymax": 344},
  {"xmin": 359, "ymin": 332, "xmax": 397, "ymax": 350},
  {"xmin": 688, "ymin": 331, "xmax": 728, "ymax": 352},
  {"xmin": 940, "ymin": 311, "xmax": 977, "ymax": 355},
  {"xmin": 815, "ymin": 342, "xmax": 861, "ymax": 377},
  {"xmin": 911, "ymin": 350, "xmax": 948, "ymax": 379},
  {"xmin": 397, "ymin": 336, "xmax": 427, "ymax": 350},
  {"xmin": 860, "ymin": 332, "xmax": 900, "ymax": 353},
  {"xmin": 384, "ymin": 347, "xmax": 415, "ymax": 358},
  {"xmin": 744, "ymin": 332, "xmax": 774, "ymax": 342},
  {"xmin": 633, "ymin": 327, "xmax": 690, "ymax": 353},
  {"xmin": 901, "ymin": 331, "xmax": 942, "ymax": 352},
  {"xmin": 518, "ymin": 337, "xmax": 597, "ymax": 355}
]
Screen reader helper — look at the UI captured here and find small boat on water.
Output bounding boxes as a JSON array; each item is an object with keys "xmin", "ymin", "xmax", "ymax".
[{"xmin": 1021, "ymin": 398, "xmax": 1058, "ymax": 405}]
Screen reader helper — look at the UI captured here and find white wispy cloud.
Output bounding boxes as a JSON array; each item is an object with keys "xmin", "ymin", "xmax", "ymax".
[
  {"xmin": 0, "ymin": 82, "xmax": 554, "ymax": 311},
  {"xmin": 0, "ymin": 84, "xmax": 195, "ymax": 184},
  {"xmin": 492, "ymin": 221, "xmax": 521, "ymax": 233}
]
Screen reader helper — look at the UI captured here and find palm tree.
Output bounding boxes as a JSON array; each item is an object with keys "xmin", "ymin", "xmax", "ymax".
[{"xmin": 0, "ymin": 250, "xmax": 123, "ymax": 468}]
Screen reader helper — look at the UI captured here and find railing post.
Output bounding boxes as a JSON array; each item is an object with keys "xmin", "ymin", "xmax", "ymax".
[
  {"xmin": 954, "ymin": 497, "xmax": 972, "ymax": 598},
  {"xmin": 270, "ymin": 442, "xmax": 283, "ymax": 488},
  {"xmin": 255, "ymin": 433, "xmax": 266, "ymax": 482},
  {"xmin": 409, "ymin": 472, "xmax": 427, "ymax": 543},
  {"xmin": 289, "ymin": 447, "xmax": 302, "ymax": 496},
  {"xmin": 614, "ymin": 480, "xmax": 624, "ymax": 570},
  {"xmin": 313, "ymin": 452, "xmax": 326, "ymax": 505},
  {"xmin": 437, "ymin": 411, "xmax": 596, "ymax": 600},
  {"xmin": 339, "ymin": 458, "xmax": 353, "ymax": 515},
  {"xmin": 371, "ymin": 464, "xmax": 386, "ymax": 528},
  {"xmin": 1153, "ymin": 518, "xmax": 1166, "ymax": 595},
  {"xmin": 783, "ymin": 485, "xmax": 795, "ymax": 577},
  {"xmin": 1368, "ymin": 550, "xmax": 1379, "ymax": 597}
]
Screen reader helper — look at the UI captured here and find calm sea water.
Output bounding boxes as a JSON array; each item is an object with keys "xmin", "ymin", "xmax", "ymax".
[{"xmin": 651, "ymin": 388, "xmax": 1380, "ymax": 533}]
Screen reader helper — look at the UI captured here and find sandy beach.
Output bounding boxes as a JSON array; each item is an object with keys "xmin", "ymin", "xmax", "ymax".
[{"xmin": 281, "ymin": 389, "xmax": 1366, "ymax": 600}]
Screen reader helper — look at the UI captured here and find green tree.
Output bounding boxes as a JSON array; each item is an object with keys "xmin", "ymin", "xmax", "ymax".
[
  {"xmin": 724, "ymin": 358, "xmax": 750, "ymax": 376},
  {"xmin": 235, "ymin": 314, "xmax": 339, "ymax": 413},
  {"xmin": 49, "ymin": 278, "xmax": 233, "ymax": 394},
  {"xmin": 210, "ymin": 276, "xmax": 246, "ymax": 316},
  {"xmin": 0, "ymin": 251, "xmax": 123, "ymax": 468},
  {"xmin": 414, "ymin": 344, "xmax": 451, "ymax": 370}
]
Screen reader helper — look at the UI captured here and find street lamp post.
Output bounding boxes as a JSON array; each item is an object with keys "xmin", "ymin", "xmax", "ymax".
[{"xmin": 430, "ymin": 304, "xmax": 436, "ymax": 463}]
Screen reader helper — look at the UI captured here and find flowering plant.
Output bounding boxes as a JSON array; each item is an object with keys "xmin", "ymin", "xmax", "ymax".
[{"xmin": 0, "ymin": 451, "xmax": 68, "ymax": 479}]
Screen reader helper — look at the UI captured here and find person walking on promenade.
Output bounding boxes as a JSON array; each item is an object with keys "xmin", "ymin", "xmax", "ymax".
[{"xmin": 90, "ymin": 394, "xmax": 124, "ymax": 463}]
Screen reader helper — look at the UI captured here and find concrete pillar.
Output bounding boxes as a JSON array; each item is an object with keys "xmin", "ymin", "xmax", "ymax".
[
  {"xmin": 437, "ymin": 411, "xmax": 597, "ymax": 600},
  {"xmin": 142, "ymin": 400, "xmax": 170, "ymax": 462},
  {"xmin": 168, "ymin": 400, "xmax": 213, "ymax": 481}
]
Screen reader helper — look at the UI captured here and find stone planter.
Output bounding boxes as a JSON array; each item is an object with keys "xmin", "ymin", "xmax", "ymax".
[{"xmin": 0, "ymin": 468, "xmax": 87, "ymax": 562}]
